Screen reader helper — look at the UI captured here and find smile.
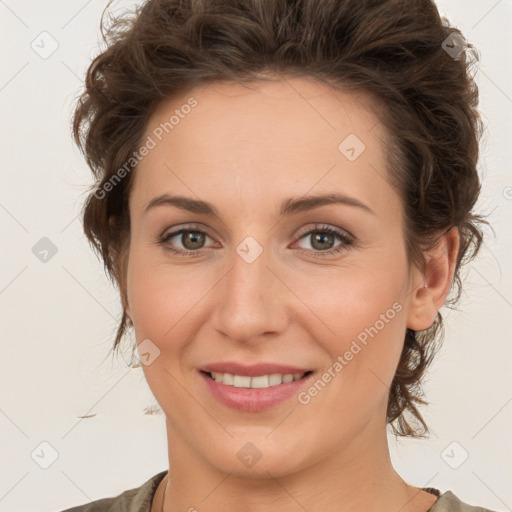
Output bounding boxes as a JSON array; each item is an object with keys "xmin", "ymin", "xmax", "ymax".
[
  {"xmin": 199, "ymin": 369, "xmax": 315, "ymax": 412},
  {"xmin": 206, "ymin": 371, "xmax": 312, "ymax": 388}
]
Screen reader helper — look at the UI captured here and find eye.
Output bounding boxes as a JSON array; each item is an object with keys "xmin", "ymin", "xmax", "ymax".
[
  {"xmin": 293, "ymin": 224, "xmax": 354, "ymax": 257},
  {"xmin": 157, "ymin": 223, "xmax": 355, "ymax": 258},
  {"xmin": 157, "ymin": 224, "xmax": 216, "ymax": 256}
]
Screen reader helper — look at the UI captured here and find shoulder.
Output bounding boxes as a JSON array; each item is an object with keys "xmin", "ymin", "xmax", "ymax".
[
  {"xmin": 430, "ymin": 491, "xmax": 499, "ymax": 512},
  {"xmin": 57, "ymin": 470, "xmax": 168, "ymax": 512}
]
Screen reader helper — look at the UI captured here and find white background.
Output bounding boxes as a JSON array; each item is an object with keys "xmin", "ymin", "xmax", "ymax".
[{"xmin": 0, "ymin": 1, "xmax": 511, "ymax": 511}]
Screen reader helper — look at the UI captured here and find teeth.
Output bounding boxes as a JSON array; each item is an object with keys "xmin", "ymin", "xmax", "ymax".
[
  {"xmin": 269, "ymin": 373, "xmax": 282, "ymax": 386},
  {"xmin": 223, "ymin": 373, "xmax": 234, "ymax": 385},
  {"xmin": 233, "ymin": 375, "xmax": 251, "ymax": 388},
  {"xmin": 251, "ymin": 375, "xmax": 269, "ymax": 388},
  {"xmin": 209, "ymin": 372, "xmax": 306, "ymax": 388}
]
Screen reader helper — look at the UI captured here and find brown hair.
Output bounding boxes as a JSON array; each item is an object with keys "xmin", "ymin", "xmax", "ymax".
[{"xmin": 72, "ymin": 0, "xmax": 489, "ymax": 437}]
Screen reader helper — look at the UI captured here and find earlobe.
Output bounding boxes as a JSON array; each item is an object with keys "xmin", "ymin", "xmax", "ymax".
[{"xmin": 406, "ymin": 227, "xmax": 460, "ymax": 331}]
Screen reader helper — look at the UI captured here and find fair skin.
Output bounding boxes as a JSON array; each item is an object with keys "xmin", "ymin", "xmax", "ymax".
[{"xmin": 123, "ymin": 76, "xmax": 459, "ymax": 512}]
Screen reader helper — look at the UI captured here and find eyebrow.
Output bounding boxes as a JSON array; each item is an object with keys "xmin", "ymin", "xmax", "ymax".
[{"xmin": 143, "ymin": 192, "xmax": 376, "ymax": 217}]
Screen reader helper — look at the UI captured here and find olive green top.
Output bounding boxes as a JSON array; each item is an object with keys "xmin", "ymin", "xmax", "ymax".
[{"xmin": 59, "ymin": 470, "xmax": 498, "ymax": 512}]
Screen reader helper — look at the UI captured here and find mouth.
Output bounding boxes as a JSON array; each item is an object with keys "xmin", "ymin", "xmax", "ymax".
[
  {"xmin": 201, "ymin": 370, "xmax": 314, "ymax": 389},
  {"xmin": 198, "ymin": 368, "xmax": 316, "ymax": 412}
]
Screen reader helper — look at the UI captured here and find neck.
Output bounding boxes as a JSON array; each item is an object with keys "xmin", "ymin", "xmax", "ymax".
[{"xmin": 157, "ymin": 414, "xmax": 434, "ymax": 512}]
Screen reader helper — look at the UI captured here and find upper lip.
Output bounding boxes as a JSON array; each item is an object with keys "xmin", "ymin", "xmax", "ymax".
[{"xmin": 200, "ymin": 362, "xmax": 313, "ymax": 377}]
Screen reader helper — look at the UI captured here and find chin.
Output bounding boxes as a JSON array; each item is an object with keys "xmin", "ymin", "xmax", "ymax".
[{"xmin": 198, "ymin": 431, "xmax": 315, "ymax": 479}]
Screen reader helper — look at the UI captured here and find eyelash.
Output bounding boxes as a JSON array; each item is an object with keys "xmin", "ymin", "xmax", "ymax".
[{"xmin": 157, "ymin": 223, "xmax": 355, "ymax": 259}]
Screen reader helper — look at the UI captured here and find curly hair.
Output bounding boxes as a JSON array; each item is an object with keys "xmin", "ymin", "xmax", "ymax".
[{"xmin": 72, "ymin": 0, "xmax": 489, "ymax": 437}]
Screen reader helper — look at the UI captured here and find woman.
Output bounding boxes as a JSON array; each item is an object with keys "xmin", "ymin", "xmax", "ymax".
[{"xmin": 64, "ymin": 0, "xmax": 494, "ymax": 511}]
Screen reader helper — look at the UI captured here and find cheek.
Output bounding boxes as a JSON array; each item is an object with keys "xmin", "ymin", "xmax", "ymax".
[
  {"xmin": 126, "ymin": 247, "xmax": 209, "ymax": 345},
  {"xmin": 293, "ymin": 277, "xmax": 407, "ymax": 435},
  {"xmin": 286, "ymin": 258, "xmax": 408, "ymax": 392},
  {"xmin": 291, "ymin": 263, "xmax": 405, "ymax": 338},
  {"xmin": 125, "ymin": 251, "xmax": 196, "ymax": 396},
  {"xmin": 127, "ymin": 261, "xmax": 167, "ymax": 336}
]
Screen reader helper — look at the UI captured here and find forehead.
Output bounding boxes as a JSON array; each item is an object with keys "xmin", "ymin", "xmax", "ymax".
[
  {"xmin": 146, "ymin": 76, "xmax": 385, "ymax": 151},
  {"xmin": 130, "ymin": 76, "xmax": 395, "ymax": 217}
]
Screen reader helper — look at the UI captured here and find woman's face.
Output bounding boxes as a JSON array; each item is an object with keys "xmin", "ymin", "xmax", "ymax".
[{"xmin": 125, "ymin": 77, "xmax": 426, "ymax": 477}]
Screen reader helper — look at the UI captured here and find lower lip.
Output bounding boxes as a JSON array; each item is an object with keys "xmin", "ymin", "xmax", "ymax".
[{"xmin": 199, "ymin": 371, "xmax": 314, "ymax": 412}]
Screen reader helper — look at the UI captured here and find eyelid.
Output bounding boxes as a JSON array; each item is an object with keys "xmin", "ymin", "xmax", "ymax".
[
  {"xmin": 160, "ymin": 222, "xmax": 214, "ymax": 240},
  {"xmin": 294, "ymin": 223, "xmax": 354, "ymax": 242}
]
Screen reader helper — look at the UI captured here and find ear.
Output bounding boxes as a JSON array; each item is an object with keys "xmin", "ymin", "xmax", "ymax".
[{"xmin": 406, "ymin": 226, "xmax": 460, "ymax": 331}]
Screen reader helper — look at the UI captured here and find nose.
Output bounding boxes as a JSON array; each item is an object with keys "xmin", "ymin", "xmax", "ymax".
[{"xmin": 210, "ymin": 243, "xmax": 289, "ymax": 344}]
